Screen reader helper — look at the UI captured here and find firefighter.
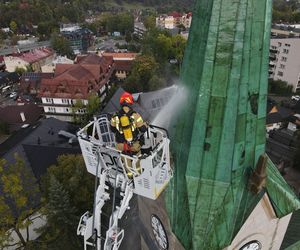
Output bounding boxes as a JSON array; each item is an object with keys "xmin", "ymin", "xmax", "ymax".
[
  {"xmin": 110, "ymin": 92, "xmax": 147, "ymax": 176},
  {"xmin": 110, "ymin": 91, "xmax": 147, "ymax": 153}
]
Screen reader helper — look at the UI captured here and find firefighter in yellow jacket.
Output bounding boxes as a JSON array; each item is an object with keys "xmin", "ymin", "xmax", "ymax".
[{"xmin": 110, "ymin": 91, "xmax": 147, "ymax": 155}]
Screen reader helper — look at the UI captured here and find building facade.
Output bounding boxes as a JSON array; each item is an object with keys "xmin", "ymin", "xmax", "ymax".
[
  {"xmin": 61, "ymin": 28, "xmax": 94, "ymax": 54},
  {"xmin": 4, "ymin": 48, "xmax": 55, "ymax": 72},
  {"xmin": 102, "ymin": 52, "xmax": 137, "ymax": 80},
  {"xmin": 39, "ymin": 54, "xmax": 114, "ymax": 122},
  {"xmin": 156, "ymin": 12, "xmax": 192, "ymax": 30},
  {"xmin": 269, "ymin": 38, "xmax": 300, "ymax": 92},
  {"xmin": 133, "ymin": 22, "xmax": 147, "ymax": 39}
]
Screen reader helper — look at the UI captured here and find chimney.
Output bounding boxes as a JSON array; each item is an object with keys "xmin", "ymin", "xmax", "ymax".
[{"xmin": 20, "ymin": 112, "xmax": 26, "ymax": 122}]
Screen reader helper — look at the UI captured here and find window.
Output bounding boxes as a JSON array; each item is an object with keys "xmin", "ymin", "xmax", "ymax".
[
  {"xmin": 48, "ymin": 107, "xmax": 56, "ymax": 113},
  {"xmin": 277, "ymin": 71, "xmax": 283, "ymax": 77},
  {"xmin": 151, "ymin": 98, "xmax": 167, "ymax": 109},
  {"xmin": 281, "ymin": 56, "xmax": 287, "ymax": 62},
  {"xmin": 278, "ymin": 42, "xmax": 282, "ymax": 47},
  {"xmin": 62, "ymin": 99, "xmax": 69, "ymax": 104},
  {"xmin": 45, "ymin": 98, "xmax": 53, "ymax": 103},
  {"xmin": 279, "ymin": 64, "xmax": 285, "ymax": 69},
  {"xmin": 285, "ymin": 43, "xmax": 290, "ymax": 47},
  {"xmin": 283, "ymin": 49, "xmax": 289, "ymax": 54}
]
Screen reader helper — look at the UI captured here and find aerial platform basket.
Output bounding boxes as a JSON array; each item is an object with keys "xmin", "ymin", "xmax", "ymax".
[{"xmin": 77, "ymin": 114, "xmax": 172, "ymax": 200}]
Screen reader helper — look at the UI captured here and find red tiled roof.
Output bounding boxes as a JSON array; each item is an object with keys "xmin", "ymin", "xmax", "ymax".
[
  {"xmin": 0, "ymin": 104, "xmax": 42, "ymax": 125},
  {"xmin": 102, "ymin": 52, "xmax": 138, "ymax": 60},
  {"xmin": 54, "ymin": 64, "xmax": 74, "ymax": 76},
  {"xmin": 114, "ymin": 60, "xmax": 133, "ymax": 71},
  {"xmin": 76, "ymin": 54, "xmax": 110, "ymax": 65},
  {"xmin": 39, "ymin": 54, "xmax": 114, "ymax": 99},
  {"xmin": 18, "ymin": 48, "xmax": 54, "ymax": 64}
]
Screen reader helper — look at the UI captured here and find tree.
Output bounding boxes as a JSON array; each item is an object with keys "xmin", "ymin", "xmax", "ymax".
[
  {"xmin": 104, "ymin": 13, "xmax": 134, "ymax": 35},
  {"xmin": 268, "ymin": 79, "xmax": 293, "ymax": 96},
  {"xmin": 124, "ymin": 54, "xmax": 159, "ymax": 92},
  {"xmin": 0, "ymin": 155, "xmax": 40, "ymax": 249},
  {"xmin": 37, "ymin": 154, "xmax": 94, "ymax": 249},
  {"xmin": 86, "ymin": 93, "xmax": 101, "ymax": 121},
  {"xmin": 14, "ymin": 66, "xmax": 27, "ymax": 74},
  {"xmin": 0, "ymin": 121, "xmax": 9, "ymax": 135},
  {"xmin": 143, "ymin": 15, "xmax": 156, "ymax": 30},
  {"xmin": 148, "ymin": 75, "xmax": 166, "ymax": 91},
  {"xmin": 35, "ymin": 176, "xmax": 80, "ymax": 249},
  {"xmin": 72, "ymin": 99, "xmax": 85, "ymax": 125},
  {"xmin": 51, "ymin": 33, "xmax": 74, "ymax": 59},
  {"xmin": 9, "ymin": 20, "xmax": 17, "ymax": 33}
]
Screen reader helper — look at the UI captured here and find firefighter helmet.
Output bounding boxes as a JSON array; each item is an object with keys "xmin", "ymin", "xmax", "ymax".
[{"xmin": 120, "ymin": 92, "xmax": 134, "ymax": 106}]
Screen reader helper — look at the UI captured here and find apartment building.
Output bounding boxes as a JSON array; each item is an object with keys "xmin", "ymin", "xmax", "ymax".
[
  {"xmin": 4, "ymin": 48, "xmax": 55, "ymax": 72},
  {"xmin": 39, "ymin": 54, "xmax": 114, "ymax": 122},
  {"xmin": 156, "ymin": 12, "xmax": 192, "ymax": 30},
  {"xmin": 269, "ymin": 38, "xmax": 300, "ymax": 92}
]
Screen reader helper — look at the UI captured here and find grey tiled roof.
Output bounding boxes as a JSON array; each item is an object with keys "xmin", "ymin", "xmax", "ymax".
[{"xmin": 1, "ymin": 118, "xmax": 80, "ymax": 178}]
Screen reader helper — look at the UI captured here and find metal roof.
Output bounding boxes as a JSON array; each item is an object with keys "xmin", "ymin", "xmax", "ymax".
[
  {"xmin": 165, "ymin": 0, "xmax": 300, "ymax": 249},
  {"xmin": 0, "ymin": 118, "xmax": 80, "ymax": 179}
]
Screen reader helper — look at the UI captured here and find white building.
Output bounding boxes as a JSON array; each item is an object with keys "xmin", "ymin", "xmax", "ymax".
[
  {"xmin": 39, "ymin": 54, "xmax": 114, "ymax": 122},
  {"xmin": 156, "ymin": 15, "xmax": 175, "ymax": 29},
  {"xmin": 156, "ymin": 12, "xmax": 192, "ymax": 30},
  {"xmin": 269, "ymin": 38, "xmax": 300, "ymax": 92},
  {"xmin": 134, "ymin": 22, "xmax": 147, "ymax": 38},
  {"xmin": 4, "ymin": 48, "xmax": 55, "ymax": 72}
]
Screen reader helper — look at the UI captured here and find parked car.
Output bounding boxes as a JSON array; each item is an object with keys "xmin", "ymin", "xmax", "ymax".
[
  {"xmin": 291, "ymin": 95, "xmax": 300, "ymax": 101},
  {"xmin": 9, "ymin": 91, "xmax": 17, "ymax": 99}
]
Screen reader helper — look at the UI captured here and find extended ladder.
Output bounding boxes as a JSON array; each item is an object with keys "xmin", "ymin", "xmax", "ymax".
[{"xmin": 77, "ymin": 115, "xmax": 172, "ymax": 250}]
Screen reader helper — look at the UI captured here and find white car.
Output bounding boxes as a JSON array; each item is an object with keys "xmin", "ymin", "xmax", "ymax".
[
  {"xmin": 291, "ymin": 95, "xmax": 300, "ymax": 101},
  {"xmin": 9, "ymin": 92, "xmax": 17, "ymax": 99}
]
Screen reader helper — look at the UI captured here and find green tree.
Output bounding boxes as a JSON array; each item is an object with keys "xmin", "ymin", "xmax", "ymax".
[
  {"xmin": 37, "ymin": 154, "xmax": 94, "ymax": 249},
  {"xmin": 268, "ymin": 79, "xmax": 293, "ymax": 96},
  {"xmin": 86, "ymin": 93, "xmax": 101, "ymax": 120},
  {"xmin": 37, "ymin": 21, "xmax": 58, "ymax": 38},
  {"xmin": 72, "ymin": 99, "xmax": 85, "ymax": 125},
  {"xmin": 73, "ymin": 94, "xmax": 100, "ymax": 125},
  {"xmin": 105, "ymin": 13, "xmax": 134, "ymax": 35},
  {"xmin": 36, "ymin": 176, "xmax": 80, "ymax": 249},
  {"xmin": 148, "ymin": 75, "xmax": 166, "ymax": 91},
  {"xmin": 41, "ymin": 154, "xmax": 94, "ymax": 218},
  {"xmin": 143, "ymin": 15, "xmax": 156, "ymax": 30},
  {"xmin": 15, "ymin": 66, "xmax": 27, "ymax": 74},
  {"xmin": 0, "ymin": 155, "xmax": 40, "ymax": 249},
  {"xmin": 124, "ymin": 54, "xmax": 159, "ymax": 92},
  {"xmin": 9, "ymin": 20, "xmax": 17, "ymax": 33},
  {"xmin": 0, "ymin": 121, "xmax": 9, "ymax": 135},
  {"xmin": 51, "ymin": 33, "xmax": 74, "ymax": 59}
]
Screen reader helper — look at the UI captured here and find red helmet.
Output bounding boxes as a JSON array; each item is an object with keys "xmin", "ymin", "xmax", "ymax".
[{"xmin": 120, "ymin": 92, "xmax": 134, "ymax": 105}]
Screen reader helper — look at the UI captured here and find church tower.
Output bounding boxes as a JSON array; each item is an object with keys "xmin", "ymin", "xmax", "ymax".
[{"xmin": 166, "ymin": 0, "xmax": 300, "ymax": 249}]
